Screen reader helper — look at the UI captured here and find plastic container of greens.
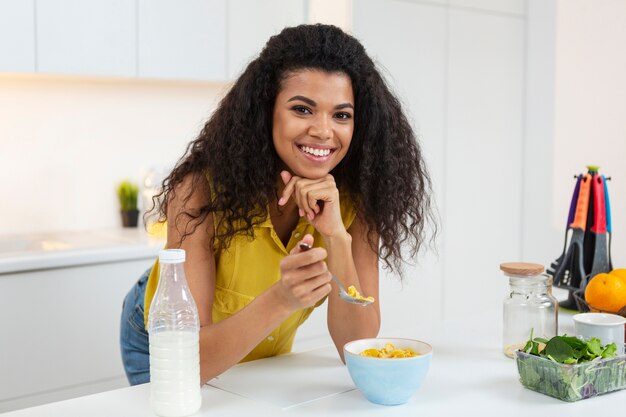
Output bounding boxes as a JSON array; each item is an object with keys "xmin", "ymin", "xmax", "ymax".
[{"xmin": 516, "ymin": 345, "xmax": 626, "ymax": 401}]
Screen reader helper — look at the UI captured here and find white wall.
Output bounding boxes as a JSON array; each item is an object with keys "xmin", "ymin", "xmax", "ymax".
[
  {"xmin": 352, "ymin": 0, "xmax": 448, "ymax": 338},
  {"xmin": 524, "ymin": 0, "xmax": 626, "ymax": 273},
  {"xmin": 552, "ymin": 0, "xmax": 626, "ymax": 269},
  {"xmin": 523, "ymin": 0, "xmax": 557, "ymax": 265},
  {"xmin": 0, "ymin": 74, "xmax": 228, "ymax": 234},
  {"xmin": 350, "ymin": 0, "xmax": 526, "ymax": 331}
]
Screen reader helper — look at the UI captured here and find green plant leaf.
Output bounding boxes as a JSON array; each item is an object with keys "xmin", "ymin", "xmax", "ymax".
[
  {"xmin": 601, "ymin": 343, "xmax": 617, "ymax": 358},
  {"xmin": 522, "ymin": 334, "xmax": 620, "ymax": 364},
  {"xmin": 523, "ymin": 339, "xmax": 533, "ymax": 353},
  {"xmin": 530, "ymin": 341, "xmax": 542, "ymax": 356},
  {"xmin": 117, "ymin": 180, "xmax": 139, "ymax": 211},
  {"xmin": 587, "ymin": 338, "xmax": 603, "ymax": 356},
  {"xmin": 559, "ymin": 336, "xmax": 587, "ymax": 351},
  {"xmin": 544, "ymin": 337, "xmax": 575, "ymax": 363}
]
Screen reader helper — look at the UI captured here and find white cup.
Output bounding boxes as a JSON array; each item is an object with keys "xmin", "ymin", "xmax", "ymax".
[{"xmin": 573, "ymin": 313, "xmax": 626, "ymax": 354}]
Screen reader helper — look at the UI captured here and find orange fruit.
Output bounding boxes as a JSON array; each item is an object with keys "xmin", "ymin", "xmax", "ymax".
[
  {"xmin": 585, "ymin": 272, "xmax": 626, "ymax": 312},
  {"xmin": 610, "ymin": 268, "xmax": 626, "ymax": 281}
]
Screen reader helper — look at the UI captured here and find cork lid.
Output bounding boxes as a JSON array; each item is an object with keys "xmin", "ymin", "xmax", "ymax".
[{"xmin": 500, "ymin": 262, "xmax": 545, "ymax": 276}]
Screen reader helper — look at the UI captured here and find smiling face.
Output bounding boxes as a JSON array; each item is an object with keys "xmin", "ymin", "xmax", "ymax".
[{"xmin": 272, "ymin": 69, "xmax": 355, "ymax": 179}]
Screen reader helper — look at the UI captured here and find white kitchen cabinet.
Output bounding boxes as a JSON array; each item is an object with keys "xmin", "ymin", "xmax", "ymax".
[
  {"xmin": 353, "ymin": 0, "xmax": 447, "ymax": 327},
  {"xmin": 443, "ymin": 9, "xmax": 525, "ymax": 318},
  {"xmin": 4, "ymin": 0, "xmax": 307, "ymax": 81},
  {"xmin": 36, "ymin": 0, "xmax": 136, "ymax": 77},
  {"xmin": 0, "ymin": 258, "xmax": 153, "ymax": 412},
  {"xmin": 450, "ymin": 0, "xmax": 526, "ymax": 15},
  {"xmin": 226, "ymin": 0, "xmax": 307, "ymax": 79},
  {"xmin": 137, "ymin": 0, "xmax": 226, "ymax": 81},
  {"xmin": 0, "ymin": 0, "xmax": 35, "ymax": 72},
  {"xmin": 0, "ymin": 229, "xmax": 162, "ymax": 412}
]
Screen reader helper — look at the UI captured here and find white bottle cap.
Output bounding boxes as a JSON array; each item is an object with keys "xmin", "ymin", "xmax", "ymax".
[{"xmin": 159, "ymin": 249, "xmax": 185, "ymax": 263}]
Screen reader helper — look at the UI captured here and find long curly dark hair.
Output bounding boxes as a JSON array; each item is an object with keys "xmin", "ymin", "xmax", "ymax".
[{"xmin": 150, "ymin": 24, "xmax": 435, "ymax": 273}]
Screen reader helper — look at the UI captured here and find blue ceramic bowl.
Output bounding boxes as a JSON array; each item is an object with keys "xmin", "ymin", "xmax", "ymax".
[{"xmin": 343, "ymin": 338, "xmax": 432, "ymax": 405}]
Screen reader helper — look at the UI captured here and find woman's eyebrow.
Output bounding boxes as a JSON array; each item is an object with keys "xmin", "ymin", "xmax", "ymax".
[
  {"xmin": 287, "ymin": 95, "xmax": 354, "ymax": 110},
  {"xmin": 287, "ymin": 95, "xmax": 316, "ymax": 106}
]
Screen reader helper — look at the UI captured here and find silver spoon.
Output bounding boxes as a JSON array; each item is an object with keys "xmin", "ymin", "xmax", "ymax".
[{"xmin": 299, "ymin": 243, "xmax": 373, "ymax": 306}]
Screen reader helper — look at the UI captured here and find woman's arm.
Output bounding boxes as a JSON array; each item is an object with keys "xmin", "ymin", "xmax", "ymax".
[
  {"xmin": 278, "ymin": 171, "xmax": 381, "ymax": 361},
  {"xmin": 168, "ymin": 175, "xmax": 331, "ymax": 384},
  {"xmin": 325, "ymin": 214, "xmax": 381, "ymax": 361}
]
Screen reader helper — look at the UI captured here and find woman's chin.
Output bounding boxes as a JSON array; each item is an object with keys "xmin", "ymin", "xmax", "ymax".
[{"xmin": 290, "ymin": 164, "xmax": 336, "ymax": 180}]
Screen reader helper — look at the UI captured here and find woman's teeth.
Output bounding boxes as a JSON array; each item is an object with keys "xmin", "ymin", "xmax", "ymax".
[{"xmin": 300, "ymin": 146, "xmax": 331, "ymax": 157}]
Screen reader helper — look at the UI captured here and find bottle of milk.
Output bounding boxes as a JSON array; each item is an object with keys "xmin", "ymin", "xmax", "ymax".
[{"xmin": 148, "ymin": 249, "xmax": 201, "ymax": 417}]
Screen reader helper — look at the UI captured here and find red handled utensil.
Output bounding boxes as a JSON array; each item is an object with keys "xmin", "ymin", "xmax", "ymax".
[{"xmin": 590, "ymin": 175, "xmax": 610, "ymax": 276}]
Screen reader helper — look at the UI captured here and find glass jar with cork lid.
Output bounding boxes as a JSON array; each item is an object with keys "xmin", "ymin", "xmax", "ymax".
[{"xmin": 501, "ymin": 262, "xmax": 558, "ymax": 358}]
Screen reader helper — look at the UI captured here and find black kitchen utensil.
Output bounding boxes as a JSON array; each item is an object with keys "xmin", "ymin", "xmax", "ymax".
[
  {"xmin": 553, "ymin": 173, "xmax": 591, "ymax": 309},
  {"xmin": 547, "ymin": 174, "xmax": 582, "ymax": 277},
  {"xmin": 550, "ymin": 167, "xmax": 615, "ymax": 311}
]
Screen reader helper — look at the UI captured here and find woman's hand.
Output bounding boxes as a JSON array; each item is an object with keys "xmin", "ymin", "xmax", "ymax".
[
  {"xmin": 275, "ymin": 234, "xmax": 332, "ymax": 311},
  {"xmin": 278, "ymin": 170, "xmax": 347, "ymax": 239}
]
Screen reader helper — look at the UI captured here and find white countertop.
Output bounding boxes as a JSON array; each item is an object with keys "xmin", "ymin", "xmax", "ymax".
[
  {"xmin": 0, "ymin": 229, "xmax": 164, "ymax": 274},
  {"xmin": 3, "ymin": 310, "xmax": 624, "ymax": 417}
]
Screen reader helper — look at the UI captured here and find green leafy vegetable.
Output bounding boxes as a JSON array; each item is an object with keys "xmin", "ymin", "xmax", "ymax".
[
  {"xmin": 587, "ymin": 338, "xmax": 602, "ymax": 356},
  {"xmin": 544, "ymin": 337, "xmax": 575, "ymax": 363},
  {"xmin": 602, "ymin": 343, "xmax": 617, "ymax": 358},
  {"xmin": 516, "ymin": 334, "xmax": 626, "ymax": 402},
  {"xmin": 522, "ymin": 332, "xmax": 618, "ymax": 364}
]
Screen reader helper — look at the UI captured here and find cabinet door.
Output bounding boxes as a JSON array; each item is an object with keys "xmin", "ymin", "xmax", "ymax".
[
  {"xmin": 444, "ymin": 9, "xmax": 525, "ymax": 318},
  {"xmin": 450, "ymin": 0, "xmax": 526, "ymax": 15},
  {"xmin": 36, "ymin": 0, "xmax": 135, "ymax": 77},
  {"xmin": 138, "ymin": 0, "xmax": 226, "ymax": 81},
  {"xmin": 226, "ymin": 0, "xmax": 306, "ymax": 79},
  {"xmin": 0, "ymin": 0, "xmax": 35, "ymax": 72},
  {"xmin": 0, "ymin": 259, "xmax": 153, "ymax": 411},
  {"xmin": 354, "ymin": 0, "xmax": 447, "ymax": 327}
]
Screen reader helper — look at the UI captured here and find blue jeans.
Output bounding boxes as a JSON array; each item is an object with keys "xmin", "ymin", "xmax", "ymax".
[{"xmin": 120, "ymin": 269, "xmax": 151, "ymax": 385}]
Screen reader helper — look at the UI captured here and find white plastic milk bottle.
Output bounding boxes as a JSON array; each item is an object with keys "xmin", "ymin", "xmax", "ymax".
[{"xmin": 148, "ymin": 249, "xmax": 201, "ymax": 417}]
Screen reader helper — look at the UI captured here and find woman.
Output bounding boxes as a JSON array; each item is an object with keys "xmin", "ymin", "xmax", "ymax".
[{"xmin": 120, "ymin": 24, "xmax": 433, "ymax": 386}]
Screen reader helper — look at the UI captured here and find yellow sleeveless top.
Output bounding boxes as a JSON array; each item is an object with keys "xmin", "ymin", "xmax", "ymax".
[{"xmin": 143, "ymin": 196, "xmax": 357, "ymax": 362}]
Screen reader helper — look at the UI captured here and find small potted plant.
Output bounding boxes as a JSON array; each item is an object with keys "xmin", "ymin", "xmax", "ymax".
[{"xmin": 117, "ymin": 180, "xmax": 139, "ymax": 228}]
